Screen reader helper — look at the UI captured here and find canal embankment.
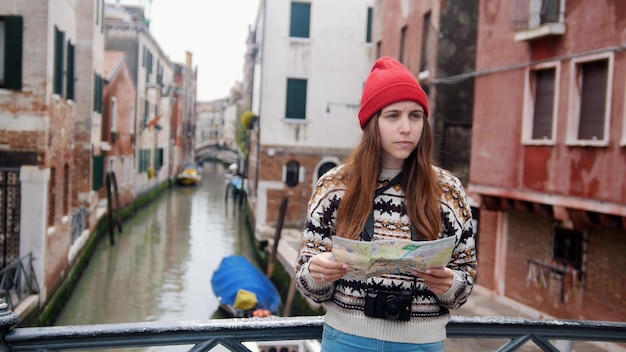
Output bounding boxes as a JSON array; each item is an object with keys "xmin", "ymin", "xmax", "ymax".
[{"xmin": 20, "ymin": 180, "xmax": 173, "ymax": 327}]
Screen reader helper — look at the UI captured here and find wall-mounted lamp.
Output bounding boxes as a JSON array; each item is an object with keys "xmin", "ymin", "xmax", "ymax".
[{"xmin": 325, "ymin": 102, "xmax": 360, "ymax": 115}]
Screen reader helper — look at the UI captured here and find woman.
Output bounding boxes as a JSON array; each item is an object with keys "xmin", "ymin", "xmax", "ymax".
[{"xmin": 295, "ymin": 56, "xmax": 477, "ymax": 352}]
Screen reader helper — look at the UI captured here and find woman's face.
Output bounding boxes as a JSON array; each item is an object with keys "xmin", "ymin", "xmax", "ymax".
[{"xmin": 377, "ymin": 100, "xmax": 425, "ymax": 169}]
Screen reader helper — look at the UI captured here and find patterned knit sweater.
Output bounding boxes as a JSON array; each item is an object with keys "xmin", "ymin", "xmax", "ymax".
[{"xmin": 295, "ymin": 165, "xmax": 477, "ymax": 344}]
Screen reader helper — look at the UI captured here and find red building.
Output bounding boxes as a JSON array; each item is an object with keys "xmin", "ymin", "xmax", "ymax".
[
  {"xmin": 470, "ymin": 0, "xmax": 626, "ymax": 321},
  {"xmin": 102, "ymin": 51, "xmax": 136, "ymax": 207}
]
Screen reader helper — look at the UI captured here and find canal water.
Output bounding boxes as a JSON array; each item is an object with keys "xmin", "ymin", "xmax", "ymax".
[{"xmin": 55, "ymin": 161, "xmax": 254, "ymax": 350}]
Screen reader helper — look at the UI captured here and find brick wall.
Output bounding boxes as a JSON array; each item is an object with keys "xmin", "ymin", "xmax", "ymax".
[
  {"xmin": 479, "ymin": 208, "xmax": 626, "ymax": 322},
  {"xmin": 257, "ymin": 145, "xmax": 348, "ymax": 228}
]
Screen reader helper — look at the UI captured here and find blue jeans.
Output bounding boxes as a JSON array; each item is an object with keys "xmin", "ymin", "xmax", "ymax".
[{"xmin": 321, "ymin": 324, "xmax": 445, "ymax": 352}]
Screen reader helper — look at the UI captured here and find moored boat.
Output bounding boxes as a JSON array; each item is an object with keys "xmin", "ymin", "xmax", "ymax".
[
  {"xmin": 211, "ymin": 255, "xmax": 281, "ymax": 318},
  {"xmin": 176, "ymin": 162, "xmax": 202, "ymax": 186}
]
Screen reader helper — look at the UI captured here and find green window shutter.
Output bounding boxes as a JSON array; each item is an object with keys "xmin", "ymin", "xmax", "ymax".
[
  {"xmin": 66, "ymin": 42, "xmax": 75, "ymax": 100},
  {"xmin": 286, "ymin": 78, "xmax": 307, "ymax": 119},
  {"xmin": 93, "ymin": 73, "xmax": 97, "ymax": 111},
  {"xmin": 53, "ymin": 27, "xmax": 64, "ymax": 95},
  {"xmin": 139, "ymin": 150, "xmax": 144, "ymax": 172},
  {"xmin": 290, "ymin": 2, "xmax": 310, "ymax": 38},
  {"xmin": 4, "ymin": 16, "xmax": 23, "ymax": 90},
  {"xmin": 98, "ymin": 74, "xmax": 104, "ymax": 113},
  {"xmin": 92, "ymin": 154, "xmax": 104, "ymax": 190},
  {"xmin": 366, "ymin": 8, "xmax": 373, "ymax": 43}
]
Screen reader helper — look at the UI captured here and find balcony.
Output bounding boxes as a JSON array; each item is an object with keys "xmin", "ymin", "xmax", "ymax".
[{"xmin": 512, "ymin": 0, "xmax": 566, "ymax": 42}]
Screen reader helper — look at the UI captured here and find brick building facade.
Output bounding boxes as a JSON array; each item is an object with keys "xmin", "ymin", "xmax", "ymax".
[{"xmin": 470, "ymin": 0, "xmax": 626, "ymax": 322}]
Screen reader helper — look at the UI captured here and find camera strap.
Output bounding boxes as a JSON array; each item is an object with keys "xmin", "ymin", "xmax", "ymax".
[{"xmin": 361, "ymin": 172, "xmax": 403, "ymax": 241}]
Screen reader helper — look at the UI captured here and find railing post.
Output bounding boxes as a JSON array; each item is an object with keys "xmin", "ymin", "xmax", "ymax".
[{"xmin": 0, "ymin": 301, "xmax": 18, "ymax": 352}]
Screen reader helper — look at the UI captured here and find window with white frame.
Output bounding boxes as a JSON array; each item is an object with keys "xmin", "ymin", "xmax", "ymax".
[
  {"xmin": 129, "ymin": 103, "xmax": 135, "ymax": 134},
  {"xmin": 522, "ymin": 62, "xmax": 559, "ymax": 144},
  {"xmin": 111, "ymin": 97, "xmax": 118, "ymax": 133},
  {"xmin": 567, "ymin": 52, "xmax": 613, "ymax": 146},
  {"xmin": 120, "ymin": 157, "xmax": 126, "ymax": 187}
]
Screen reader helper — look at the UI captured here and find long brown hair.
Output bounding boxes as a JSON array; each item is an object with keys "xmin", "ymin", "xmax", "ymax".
[{"xmin": 336, "ymin": 114, "xmax": 442, "ymax": 241}]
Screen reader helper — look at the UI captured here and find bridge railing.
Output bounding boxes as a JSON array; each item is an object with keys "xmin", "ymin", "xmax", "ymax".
[
  {"xmin": 0, "ymin": 304, "xmax": 624, "ymax": 352},
  {"xmin": 0, "ymin": 254, "xmax": 39, "ymax": 311}
]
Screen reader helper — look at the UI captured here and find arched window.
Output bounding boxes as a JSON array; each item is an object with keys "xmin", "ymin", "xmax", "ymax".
[
  {"xmin": 285, "ymin": 160, "xmax": 300, "ymax": 187},
  {"xmin": 317, "ymin": 162, "xmax": 337, "ymax": 180}
]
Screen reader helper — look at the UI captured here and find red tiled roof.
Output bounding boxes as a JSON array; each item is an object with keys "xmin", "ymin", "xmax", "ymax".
[{"xmin": 103, "ymin": 51, "xmax": 126, "ymax": 81}]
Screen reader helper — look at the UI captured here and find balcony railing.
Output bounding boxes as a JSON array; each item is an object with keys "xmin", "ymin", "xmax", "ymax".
[
  {"xmin": 511, "ymin": 0, "xmax": 566, "ymax": 42},
  {"xmin": 0, "ymin": 302, "xmax": 624, "ymax": 352}
]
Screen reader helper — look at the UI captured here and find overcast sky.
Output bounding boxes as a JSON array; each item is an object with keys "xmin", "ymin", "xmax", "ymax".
[{"xmin": 124, "ymin": 0, "xmax": 260, "ymax": 101}]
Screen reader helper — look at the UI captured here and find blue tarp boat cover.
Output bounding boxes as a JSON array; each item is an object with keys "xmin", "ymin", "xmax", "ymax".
[{"xmin": 211, "ymin": 255, "xmax": 281, "ymax": 314}]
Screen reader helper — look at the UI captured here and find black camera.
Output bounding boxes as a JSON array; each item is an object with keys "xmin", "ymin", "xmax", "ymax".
[{"xmin": 364, "ymin": 290, "xmax": 413, "ymax": 321}]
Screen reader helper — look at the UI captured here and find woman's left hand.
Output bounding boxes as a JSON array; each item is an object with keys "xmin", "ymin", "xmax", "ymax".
[{"xmin": 412, "ymin": 267, "xmax": 455, "ymax": 296}]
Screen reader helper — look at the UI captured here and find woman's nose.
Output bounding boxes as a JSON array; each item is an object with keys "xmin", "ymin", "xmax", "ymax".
[{"xmin": 399, "ymin": 115, "xmax": 411, "ymax": 133}]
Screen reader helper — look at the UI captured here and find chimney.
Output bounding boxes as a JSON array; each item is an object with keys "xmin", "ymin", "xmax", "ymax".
[{"xmin": 186, "ymin": 51, "xmax": 193, "ymax": 68}]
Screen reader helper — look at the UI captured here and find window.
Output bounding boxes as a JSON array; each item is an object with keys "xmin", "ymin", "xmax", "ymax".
[
  {"xmin": 285, "ymin": 161, "xmax": 300, "ymax": 187},
  {"xmin": 154, "ymin": 148, "xmax": 164, "ymax": 170},
  {"xmin": 53, "ymin": 26, "xmax": 65, "ymax": 95},
  {"xmin": 553, "ymin": 227, "xmax": 584, "ymax": 272},
  {"xmin": 567, "ymin": 53, "xmax": 613, "ymax": 146},
  {"xmin": 129, "ymin": 103, "xmax": 135, "ymax": 134},
  {"xmin": 285, "ymin": 78, "xmax": 307, "ymax": 120},
  {"xmin": 365, "ymin": 7, "xmax": 373, "ymax": 43},
  {"xmin": 157, "ymin": 60, "xmax": 163, "ymax": 85},
  {"xmin": 111, "ymin": 97, "xmax": 118, "ymax": 132},
  {"xmin": 48, "ymin": 167, "xmax": 56, "ymax": 226},
  {"xmin": 522, "ymin": 63, "xmax": 559, "ymax": 144},
  {"xmin": 0, "ymin": 16, "xmax": 23, "ymax": 90},
  {"xmin": 93, "ymin": 73, "xmax": 103, "ymax": 112},
  {"xmin": 420, "ymin": 12, "xmax": 431, "ymax": 73},
  {"xmin": 63, "ymin": 164, "xmax": 70, "ymax": 215},
  {"xmin": 92, "ymin": 154, "xmax": 104, "ymax": 191},
  {"xmin": 139, "ymin": 149, "xmax": 150, "ymax": 173},
  {"xmin": 143, "ymin": 99, "xmax": 150, "ymax": 128},
  {"xmin": 66, "ymin": 41, "xmax": 75, "ymax": 100},
  {"xmin": 399, "ymin": 26, "xmax": 408, "ymax": 65},
  {"xmin": 121, "ymin": 157, "xmax": 126, "ymax": 187},
  {"xmin": 143, "ymin": 47, "xmax": 153, "ymax": 82},
  {"xmin": 290, "ymin": 2, "xmax": 310, "ymax": 38},
  {"xmin": 317, "ymin": 162, "xmax": 336, "ymax": 180},
  {"xmin": 51, "ymin": 27, "xmax": 74, "ymax": 98}
]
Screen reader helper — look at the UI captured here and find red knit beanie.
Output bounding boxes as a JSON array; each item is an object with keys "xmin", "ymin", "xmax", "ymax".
[{"xmin": 358, "ymin": 56, "xmax": 429, "ymax": 130}]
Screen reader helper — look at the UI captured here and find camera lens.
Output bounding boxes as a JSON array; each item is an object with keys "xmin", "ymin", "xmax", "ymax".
[{"xmin": 384, "ymin": 299, "xmax": 402, "ymax": 320}]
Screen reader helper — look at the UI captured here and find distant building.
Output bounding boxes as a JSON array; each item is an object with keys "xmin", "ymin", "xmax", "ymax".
[
  {"xmin": 247, "ymin": 0, "xmax": 374, "ymax": 240},
  {"xmin": 104, "ymin": 3, "xmax": 175, "ymax": 195},
  {"xmin": 470, "ymin": 0, "xmax": 626, "ymax": 322},
  {"xmin": 171, "ymin": 52, "xmax": 198, "ymax": 175},
  {"xmin": 101, "ymin": 51, "xmax": 136, "ymax": 208}
]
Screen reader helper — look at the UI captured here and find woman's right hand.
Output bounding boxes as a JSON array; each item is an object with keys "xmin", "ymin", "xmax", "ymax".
[{"xmin": 309, "ymin": 252, "xmax": 350, "ymax": 283}]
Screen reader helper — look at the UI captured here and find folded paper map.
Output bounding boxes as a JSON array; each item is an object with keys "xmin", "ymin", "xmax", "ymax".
[{"xmin": 331, "ymin": 236, "xmax": 456, "ymax": 279}]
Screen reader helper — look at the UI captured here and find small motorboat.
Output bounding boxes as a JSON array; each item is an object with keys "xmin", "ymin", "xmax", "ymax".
[
  {"xmin": 176, "ymin": 162, "xmax": 202, "ymax": 186},
  {"xmin": 211, "ymin": 255, "xmax": 281, "ymax": 317}
]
